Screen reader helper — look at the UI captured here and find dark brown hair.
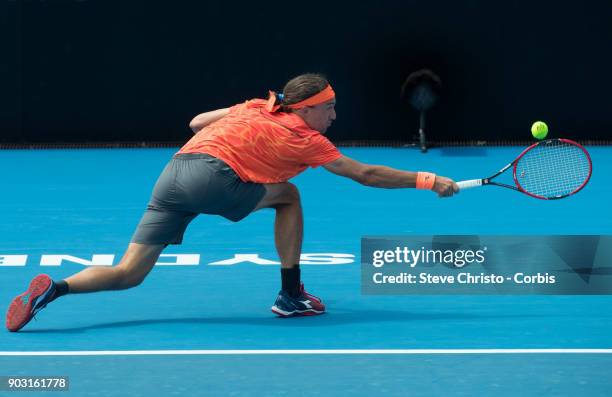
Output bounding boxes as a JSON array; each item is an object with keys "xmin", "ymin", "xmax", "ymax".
[{"xmin": 275, "ymin": 73, "xmax": 329, "ymax": 112}]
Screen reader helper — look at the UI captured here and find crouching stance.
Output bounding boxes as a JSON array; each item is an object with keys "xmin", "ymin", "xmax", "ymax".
[{"xmin": 6, "ymin": 73, "xmax": 457, "ymax": 332}]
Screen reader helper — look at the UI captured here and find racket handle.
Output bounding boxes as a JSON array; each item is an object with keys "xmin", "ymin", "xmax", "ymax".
[{"xmin": 457, "ymin": 179, "xmax": 482, "ymax": 190}]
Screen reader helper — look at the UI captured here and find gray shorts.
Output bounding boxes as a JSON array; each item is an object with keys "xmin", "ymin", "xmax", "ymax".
[{"xmin": 131, "ymin": 153, "xmax": 266, "ymax": 245}]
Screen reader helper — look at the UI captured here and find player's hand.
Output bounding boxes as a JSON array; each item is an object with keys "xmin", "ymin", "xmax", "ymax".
[{"xmin": 432, "ymin": 176, "xmax": 459, "ymax": 197}]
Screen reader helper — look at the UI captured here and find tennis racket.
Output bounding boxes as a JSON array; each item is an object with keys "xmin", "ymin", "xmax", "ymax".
[{"xmin": 456, "ymin": 139, "xmax": 592, "ymax": 200}]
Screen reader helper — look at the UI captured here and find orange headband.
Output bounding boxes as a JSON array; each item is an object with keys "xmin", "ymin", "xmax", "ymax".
[
  {"xmin": 265, "ymin": 85, "xmax": 335, "ymax": 112},
  {"xmin": 287, "ymin": 85, "xmax": 335, "ymax": 109}
]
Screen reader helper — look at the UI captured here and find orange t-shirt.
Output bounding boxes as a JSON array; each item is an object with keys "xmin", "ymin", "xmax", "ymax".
[{"xmin": 177, "ymin": 99, "xmax": 342, "ymax": 183}]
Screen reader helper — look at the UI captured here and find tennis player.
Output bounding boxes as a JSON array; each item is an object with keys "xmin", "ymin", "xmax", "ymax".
[{"xmin": 6, "ymin": 73, "xmax": 458, "ymax": 332}]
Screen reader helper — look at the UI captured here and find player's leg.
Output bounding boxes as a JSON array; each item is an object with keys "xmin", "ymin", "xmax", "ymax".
[
  {"xmin": 5, "ymin": 243, "xmax": 165, "ymax": 332},
  {"xmin": 253, "ymin": 182, "xmax": 303, "ymax": 268},
  {"xmin": 6, "ymin": 158, "xmax": 194, "ymax": 331},
  {"xmin": 254, "ymin": 183, "xmax": 325, "ymax": 317},
  {"xmin": 65, "ymin": 242, "xmax": 165, "ymax": 292}
]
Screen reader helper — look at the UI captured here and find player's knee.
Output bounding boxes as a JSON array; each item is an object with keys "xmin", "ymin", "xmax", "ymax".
[
  {"xmin": 258, "ymin": 182, "xmax": 301, "ymax": 210},
  {"xmin": 282, "ymin": 182, "xmax": 301, "ymax": 204},
  {"xmin": 114, "ymin": 266, "xmax": 147, "ymax": 289},
  {"xmin": 125, "ymin": 273, "xmax": 146, "ymax": 289}
]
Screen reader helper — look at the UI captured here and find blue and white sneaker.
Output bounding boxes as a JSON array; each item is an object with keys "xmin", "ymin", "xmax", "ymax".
[
  {"xmin": 6, "ymin": 274, "xmax": 56, "ymax": 332},
  {"xmin": 271, "ymin": 287, "xmax": 326, "ymax": 317}
]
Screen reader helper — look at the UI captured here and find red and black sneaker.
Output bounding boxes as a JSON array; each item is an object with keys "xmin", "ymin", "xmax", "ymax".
[
  {"xmin": 300, "ymin": 283, "xmax": 323, "ymax": 304},
  {"xmin": 6, "ymin": 274, "xmax": 56, "ymax": 332},
  {"xmin": 271, "ymin": 286, "xmax": 326, "ymax": 317}
]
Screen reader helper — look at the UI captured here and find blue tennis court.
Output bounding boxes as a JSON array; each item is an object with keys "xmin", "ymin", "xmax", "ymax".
[{"xmin": 1, "ymin": 146, "xmax": 611, "ymax": 396}]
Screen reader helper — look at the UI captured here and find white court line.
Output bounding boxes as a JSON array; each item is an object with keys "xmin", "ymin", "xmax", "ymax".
[{"xmin": 1, "ymin": 349, "xmax": 611, "ymax": 356}]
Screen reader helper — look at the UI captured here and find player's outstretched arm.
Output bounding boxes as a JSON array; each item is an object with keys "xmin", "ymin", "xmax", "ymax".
[
  {"xmin": 323, "ymin": 155, "xmax": 458, "ymax": 197},
  {"xmin": 189, "ymin": 108, "xmax": 230, "ymax": 133}
]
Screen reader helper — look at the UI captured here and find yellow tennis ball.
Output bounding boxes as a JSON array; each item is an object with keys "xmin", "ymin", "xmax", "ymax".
[{"xmin": 531, "ymin": 121, "xmax": 548, "ymax": 139}]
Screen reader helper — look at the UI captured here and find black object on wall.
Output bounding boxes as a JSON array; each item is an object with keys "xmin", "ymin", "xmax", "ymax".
[
  {"xmin": 401, "ymin": 69, "xmax": 442, "ymax": 152},
  {"xmin": 1, "ymin": 1, "xmax": 611, "ymax": 144}
]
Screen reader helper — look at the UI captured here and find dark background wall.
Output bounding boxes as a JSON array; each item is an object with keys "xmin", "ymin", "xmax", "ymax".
[{"xmin": 2, "ymin": 0, "xmax": 611, "ymax": 144}]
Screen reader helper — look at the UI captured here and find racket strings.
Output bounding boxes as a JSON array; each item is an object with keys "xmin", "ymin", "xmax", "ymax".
[{"xmin": 515, "ymin": 140, "xmax": 591, "ymax": 198}]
